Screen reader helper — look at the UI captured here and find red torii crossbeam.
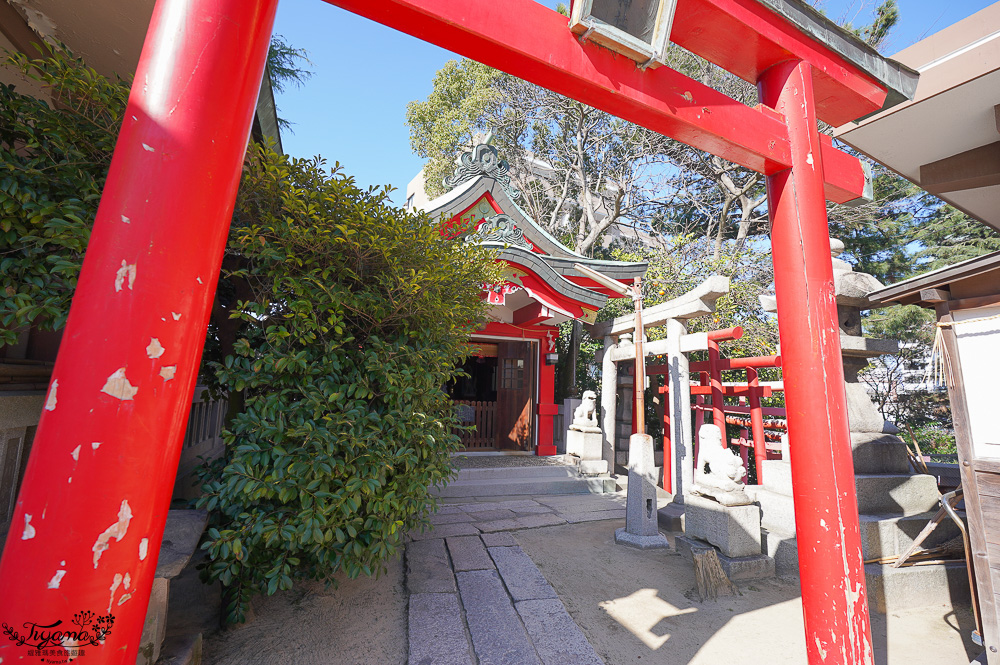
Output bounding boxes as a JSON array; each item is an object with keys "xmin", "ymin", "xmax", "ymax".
[
  {"xmin": 0, "ymin": 0, "xmax": 912, "ymax": 662},
  {"xmin": 330, "ymin": 0, "xmax": 875, "ymax": 204}
]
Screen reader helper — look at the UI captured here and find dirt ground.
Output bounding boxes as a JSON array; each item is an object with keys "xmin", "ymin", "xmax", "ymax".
[
  {"xmin": 198, "ymin": 515, "xmax": 980, "ymax": 665},
  {"xmin": 201, "ymin": 554, "xmax": 407, "ymax": 665},
  {"xmin": 516, "ymin": 520, "xmax": 981, "ymax": 665}
]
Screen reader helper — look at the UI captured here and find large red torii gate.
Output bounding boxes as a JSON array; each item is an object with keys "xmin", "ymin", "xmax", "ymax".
[{"xmin": 0, "ymin": 0, "xmax": 915, "ymax": 663}]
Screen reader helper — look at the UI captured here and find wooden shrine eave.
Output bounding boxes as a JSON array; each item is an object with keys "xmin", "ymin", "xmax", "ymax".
[
  {"xmin": 418, "ymin": 146, "xmax": 648, "ymax": 311},
  {"xmin": 835, "ymin": 6, "xmax": 1000, "ymax": 232},
  {"xmin": 544, "ymin": 255, "xmax": 647, "ymax": 282},
  {"xmin": 328, "ymin": 0, "xmax": 916, "ymax": 204},
  {"xmin": 868, "ymin": 251, "xmax": 1000, "ymax": 308}
]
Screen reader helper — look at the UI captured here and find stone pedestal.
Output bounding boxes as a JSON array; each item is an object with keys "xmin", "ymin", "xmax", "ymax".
[
  {"xmin": 138, "ymin": 577, "xmax": 170, "ymax": 665},
  {"xmin": 684, "ymin": 493, "xmax": 762, "ymax": 558},
  {"xmin": 578, "ymin": 459, "xmax": 609, "ymax": 476},
  {"xmin": 615, "ymin": 433, "xmax": 669, "ymax": 549},
  {"xmin": 566, "ymin": 428, "xmax": 602, "ymax": 460},
  {"xmin": 681, "ymin": 494, "xmax": 774, "ymax": 580},
  {"xmin": 138, "ymin": 510, "xmax": 209, "ymax": 665}
]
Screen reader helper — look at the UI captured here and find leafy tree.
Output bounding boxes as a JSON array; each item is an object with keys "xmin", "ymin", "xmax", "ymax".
[
  {"xmin": 0, "ymin": 38, "xmax": 311, "ymax": 345},
  {"xmin": 266, "ymin": 34, "xmax": 314, "ymax": 132},
  {"xmin": 266, "ymin": 35, "xmax": 313, "ymax": 94},
  {"xmin": 858, "ymin": 304, "xmax": 938, "ymax": 420},
  {"xmin": 197, "ymin": 144, "xmax": 498, "ymax": 623},
  {"xmin": 407, "ymin": 59, "xmax": 675, "ymax": 256},
  {"xmin": 405, "ymin": 59, "xmax": 502, "ymax": 200},
  {"xmin": 828, "ymin": 0, "xmax": 900, "ymax": 49},
  {"xmin": 911, "ymin": 200, "xmax": 1000, "ymax": 270}
]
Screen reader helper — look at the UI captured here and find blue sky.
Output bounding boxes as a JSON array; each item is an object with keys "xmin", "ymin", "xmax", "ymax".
[{"xmin": 272, "ymin": 0, "xmax": 996, "ymax": 206}]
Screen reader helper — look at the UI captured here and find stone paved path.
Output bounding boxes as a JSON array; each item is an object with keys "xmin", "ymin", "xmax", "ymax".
[{"xmin": 406, "ymin": 494, "xmax": 626, "ymax": 665}]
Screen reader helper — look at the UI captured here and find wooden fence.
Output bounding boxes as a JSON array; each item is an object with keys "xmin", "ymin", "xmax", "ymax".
[
  {"xmin": 173, "ymin": 387, "xmax": 228, "ymax": 500},
  {"xmin": 454, "ymin": 400, "xmax": 497, "ymax": 450}
]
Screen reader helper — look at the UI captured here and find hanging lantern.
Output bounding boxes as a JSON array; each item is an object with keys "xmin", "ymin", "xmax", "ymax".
[{"xmin": 569, "ymin": 0, "xmax": 677, "ymax": 67}]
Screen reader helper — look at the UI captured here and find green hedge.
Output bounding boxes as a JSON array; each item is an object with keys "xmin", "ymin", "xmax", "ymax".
[{"xmin": 195, "ymin": 145, "xmax": 498, "ymax": 622}]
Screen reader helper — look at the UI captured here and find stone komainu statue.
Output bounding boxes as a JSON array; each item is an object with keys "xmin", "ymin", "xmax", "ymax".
[
  {"xmin": 570, "ymin": 390, "xmax": 599, "ymax": 431},
  {"xmin": 692, "ymin": 423, "xmax": 752, "ymax": 506}
]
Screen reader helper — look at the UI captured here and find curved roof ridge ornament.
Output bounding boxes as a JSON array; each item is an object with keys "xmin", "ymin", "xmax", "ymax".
[
  {"xmin": 465, "ymin": 213, "xmax": 534, "ymax": 251},
  {"xmin": 444, "ymin": 143, "xmax": 522, "ymax": 202}
]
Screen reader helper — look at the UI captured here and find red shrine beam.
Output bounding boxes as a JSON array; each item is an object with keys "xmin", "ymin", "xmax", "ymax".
[{"xmin": 326, "ymin": 0, "xmax": 874, "ymax": 204}]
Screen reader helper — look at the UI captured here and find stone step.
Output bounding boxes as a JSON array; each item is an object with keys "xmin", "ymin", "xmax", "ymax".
[
  {"xmin": 865, "ymin": 561, "xmax": 970, "ymax": 614},
  {"xmin": 457, "ymin": 570, "xmax": 543, "ymax": 665},
  {"xmin": 657, "ymin": 503, "xmax": 684, "ymax": 532},
  {"xmin": 515, "ymin": 599, "xmax": 604, "ymax": 665},
  {"xmin": 454, "ymin": 465, "xmax": 579, "ymax": 481},
  {"xmin": 753, "ymin": 474, "xmax": 942, "ymax": 519},
  {"xmin": 859, "ymin": 511, "xmax": 962, "ymax": 560},
  {"xmin": 760, "ymin": 460, "xmax": 792, "ymax": 496},
  {"xmin": 432, "ymin": 476, "xmax": 609, "ymax": 498},
  {"xmin": 761, "ymin": 527, "xmax": 799, "ymax": 578},
  {"xmin": 408, "ymin": 592, "xmax": 476, "ymax": 665},
  {"xmin": 745, "ymin": 486, "xmax": 796, "ymax": 535},
  {"xmin": 852, "ymin": 433, "xmax": 911, "ymax": 475},
  {"xmin": 578, "ymin": 459, "xmax": 609, "ymax": 476},
  {"xmin": 855, "ymin": 474, "xmax": 941, "ymax": 516}
]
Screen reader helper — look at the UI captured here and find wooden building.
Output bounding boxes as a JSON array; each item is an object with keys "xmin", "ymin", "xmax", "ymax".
[
  {"xmin": 869, "ymin": 254, "xmax": 1000, "ymax": 657},
  {"xmin": 416, "ymin": 143, "xmax": 646, "ymax": 455}
]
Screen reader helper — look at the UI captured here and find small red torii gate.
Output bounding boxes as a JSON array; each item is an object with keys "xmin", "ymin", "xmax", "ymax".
[
  {"xmin": 0, "ymin": 0, "xmax": 915, "ymax": 663},
  {"xmin": 650, "ymin": 325, "xmax": 785, "ymax": 487}
]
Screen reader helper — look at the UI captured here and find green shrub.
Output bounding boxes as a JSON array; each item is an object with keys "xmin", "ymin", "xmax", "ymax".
[
  {"xmin": 195, "ymin": 144, "xmax": 498, "ymax": 622},
  {"xmin": 0, "ymin": 51, "xmax": 126, "ymax": 343},
  {"xmin": 908, "ymin": 424, "xmax": 956, "ymax": 458}
]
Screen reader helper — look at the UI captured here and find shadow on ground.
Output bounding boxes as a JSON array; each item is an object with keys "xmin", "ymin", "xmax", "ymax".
[{"xmin": 516, "ymin": 519, "xmax": 979, "ymax": 665}]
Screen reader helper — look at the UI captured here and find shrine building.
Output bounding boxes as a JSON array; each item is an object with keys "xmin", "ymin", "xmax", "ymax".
[{"xmin": 411, "ymin": 143, "xmax": 646, "ymax": 456}]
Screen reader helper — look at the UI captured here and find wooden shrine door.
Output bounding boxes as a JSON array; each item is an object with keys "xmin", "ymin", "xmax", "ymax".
[{"xmin": 496, "ymin": 341, "xmax": 535, "ymax": 451}]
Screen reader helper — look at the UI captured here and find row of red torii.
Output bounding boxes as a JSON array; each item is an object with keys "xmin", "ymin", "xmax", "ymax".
[{"xmin": 595, "ymin": 275, "xmax": 787, "ymax": 497}]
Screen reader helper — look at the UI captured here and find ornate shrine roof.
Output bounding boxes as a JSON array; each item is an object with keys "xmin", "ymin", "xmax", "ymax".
[{"xmin": 417, "ymin": 143, "xmax": 648, "ymax": 326}]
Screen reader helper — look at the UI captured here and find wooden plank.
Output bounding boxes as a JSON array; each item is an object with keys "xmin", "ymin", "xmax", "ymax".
[
  {"xmin": 0, "ymin": 2, "xmax": 50, "ymax": 60},
  {"xmin": 920, "ymin": 141, "xmax": 1000, "ymax": 195},
  {"xmin": 948, "ymin": 293, "xmax": 1000, "ymax": 312},
  {"xmin": 937, "ymin": 303, "xmax": 1000, "ymax": 651},
  {"xmin": 978, "ymin": 472, "xmax": 1000, "ymax": 499},
  {"xmin": 974, "ymin": 459, "xmax": 1000, "ymax": 475},
  {"xmin": 987, "ymin": 541, "xmax": 1000, "ymax": 570}
]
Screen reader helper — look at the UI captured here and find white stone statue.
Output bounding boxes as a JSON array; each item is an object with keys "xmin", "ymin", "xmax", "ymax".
[
  {"xmin": 569, "ymin": 390, "xmax": 600, "ymax": 433},
  {"xmin": 692, "ymin": 424, "xmax": 752, "ymax": 506}
]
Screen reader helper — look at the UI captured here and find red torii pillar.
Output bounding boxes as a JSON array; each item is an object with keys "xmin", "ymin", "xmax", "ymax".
[
  {"xmin": 760, "ymin": 60, "xmax": 873, "ymax": 663},
  {"xmin": 0, "ymin": 0, "xmax": 277, "ymax": 661}
]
